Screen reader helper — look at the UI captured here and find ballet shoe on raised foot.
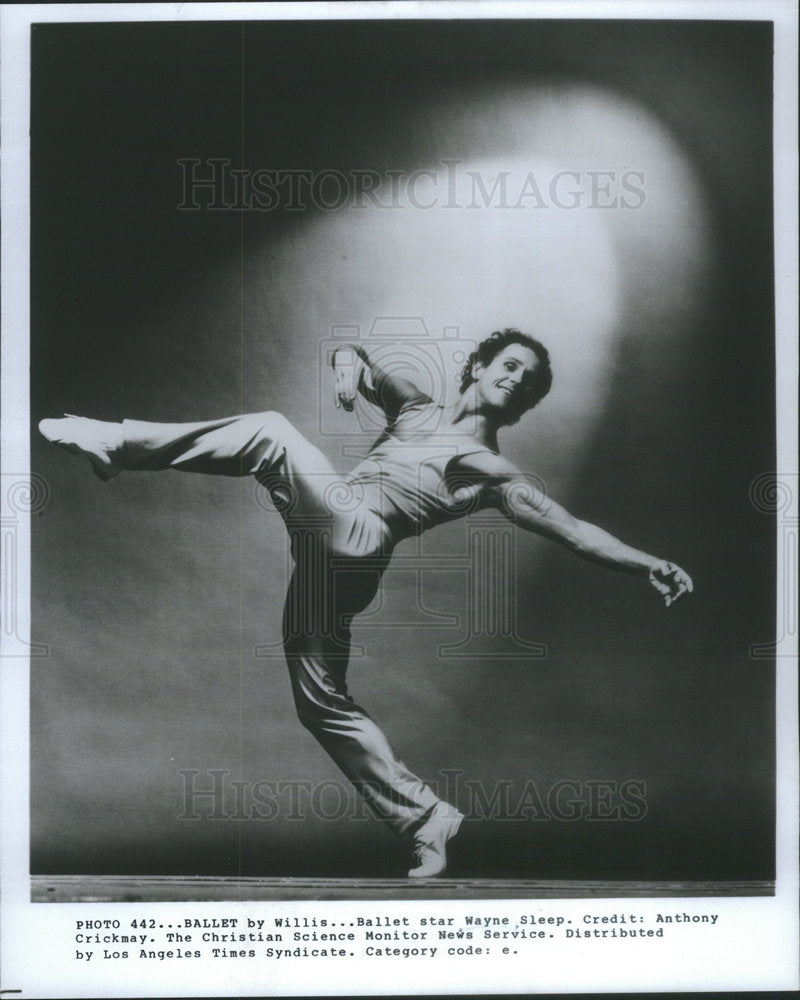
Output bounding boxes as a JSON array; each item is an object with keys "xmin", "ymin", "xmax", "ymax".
[
  {"xmin": 407, "ymin": 802, "xmax": 464, "ymax": 879},
  {"xmin": 38, "ymin": 415, "xmax": 122, "ymax": 481}
]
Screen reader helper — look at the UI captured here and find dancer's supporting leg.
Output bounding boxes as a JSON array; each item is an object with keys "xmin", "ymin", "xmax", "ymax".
[{"xmin": 281, "ymin": 532, "xmax": 441, "ymax": 837}]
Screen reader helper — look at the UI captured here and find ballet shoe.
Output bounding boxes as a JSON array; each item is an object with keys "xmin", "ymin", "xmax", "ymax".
[
  {"xmin": 38, "ymin": 415, "xmax": 122, "ymax": 481},
  {"xmin": 407, "ymin": 802, "xmax": 464, "ymax": 878}
]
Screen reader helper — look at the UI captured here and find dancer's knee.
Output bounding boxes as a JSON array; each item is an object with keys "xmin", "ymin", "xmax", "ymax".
[
  {"xmin": 245, "ymin": 410, "xmax": 294, "ymax": 442},
  {"xmin": 286, "ymin": 660, "xmax": 350, "ymax": 732},
  {"xmin": 292, "ymin": 687, "xmax": 337, "ymax": 734},
  {"xmin": 294, "ymin": 697, "xmax": 324, "ymax": 733},
  {"xmin": 243, "ymin": 410, "xmax": 307, "ymax": 482}
]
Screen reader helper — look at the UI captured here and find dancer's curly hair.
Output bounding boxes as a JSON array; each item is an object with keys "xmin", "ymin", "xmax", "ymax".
[{"xmin": 459, "ymin": 328, "xmax": 552, "ymax": 421}]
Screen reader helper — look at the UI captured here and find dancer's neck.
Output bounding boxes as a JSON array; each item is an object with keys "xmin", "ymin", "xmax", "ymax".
[{"xmin": 446, "ymin": 391, "xmax": 500, "ymax": 451}]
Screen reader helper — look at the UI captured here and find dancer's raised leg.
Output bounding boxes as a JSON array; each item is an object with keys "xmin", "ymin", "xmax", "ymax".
[{"xmin": 41, "ymin": 411, "xmax": 332, "ymax": 479}]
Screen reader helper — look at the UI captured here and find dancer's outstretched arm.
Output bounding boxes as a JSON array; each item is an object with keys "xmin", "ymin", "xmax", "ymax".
[
  {"xmin": 332, "ymin": 344, "xmax": 431, "ymax": 418},
  {"xmin": 461, "ymin": 451, "xmax": 693, "ymax": 607}
]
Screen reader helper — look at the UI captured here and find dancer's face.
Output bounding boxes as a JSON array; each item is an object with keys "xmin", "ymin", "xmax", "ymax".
[{"xmin": 473, "ymin": 344, "xmax": 540, "ymax": 420}]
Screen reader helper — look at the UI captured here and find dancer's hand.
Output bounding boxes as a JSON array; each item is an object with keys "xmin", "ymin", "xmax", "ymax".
[
  {"xmin": 648, "ymin": 561, "xmax": 693, "ymax": 607},
  {"xmin": 332, "ymin": 347, "xmax": 366, "ymax": 411}
]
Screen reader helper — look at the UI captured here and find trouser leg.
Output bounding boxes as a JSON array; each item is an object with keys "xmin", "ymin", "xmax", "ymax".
[
  {"xmin": 282, "ymin": 548, "xmax": 440, "ymax": 837},
  {"xmin": 118, "ymin": 412, "xmax": 324, "ymax": 480},
  {"xmin": 116, "ymin": 412, "xmax": 395, "ymax": 556}
]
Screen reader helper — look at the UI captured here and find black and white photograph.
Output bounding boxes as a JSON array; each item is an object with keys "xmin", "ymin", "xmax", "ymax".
[{"xmin": 1, "ymin": 2, "xmax": 797, "ymax": 997}]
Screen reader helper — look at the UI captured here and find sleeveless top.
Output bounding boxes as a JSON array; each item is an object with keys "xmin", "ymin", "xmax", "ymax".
[{"xmin": 346, "ymin": 397, "xmax": 497, "ymax": 542}]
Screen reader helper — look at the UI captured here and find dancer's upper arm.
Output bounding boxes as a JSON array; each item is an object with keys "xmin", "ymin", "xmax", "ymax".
[
  {"xmin": 456, "ymin": 453, "xmax": 695, "ymax": 604},
  {"xmin": 363, "ymin": 369, "xmax": 431, "ymax": 417},
  {"xmin": 455, "ymin": 450, "xmax": 584, "ymax": 546}
]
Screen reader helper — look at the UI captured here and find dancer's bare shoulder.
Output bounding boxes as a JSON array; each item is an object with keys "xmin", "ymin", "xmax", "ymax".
[{"xmin": 446, "ymin": 448, "xmax": 551, "ymax": 515}]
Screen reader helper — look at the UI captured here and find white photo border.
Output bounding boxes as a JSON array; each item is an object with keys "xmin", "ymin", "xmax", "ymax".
[{"xmin": 2, "ymin": 2, "xmax": 797, "ymax": 997}]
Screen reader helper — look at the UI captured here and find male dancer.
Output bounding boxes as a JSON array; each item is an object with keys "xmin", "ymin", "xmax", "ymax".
[{"xmin": 39, "ymin": 329, "xmax": 692, "ymax": 877}]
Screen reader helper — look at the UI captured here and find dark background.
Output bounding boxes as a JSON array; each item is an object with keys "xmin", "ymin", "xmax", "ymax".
[{"xmin": 30, "ymin": 19, "xmax": 775, "ymax": 881}]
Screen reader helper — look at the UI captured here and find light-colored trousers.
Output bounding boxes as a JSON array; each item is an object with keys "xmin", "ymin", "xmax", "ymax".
[{"xmin": 117, "ymin": 413, "xmax": 441, "ymax": 835}]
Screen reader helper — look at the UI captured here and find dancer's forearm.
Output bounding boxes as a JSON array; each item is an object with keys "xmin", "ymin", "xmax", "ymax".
[
  {"xmin": 492, "ymin": 472, "xmax": 693, "ymax": 605},
  {"xmin": 506, "ymin": 489, "xmax": 657, "ymax": 575},
  {"xmin": 564, "ymin": 519, "xmax": 657, "ymax": 575}
]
